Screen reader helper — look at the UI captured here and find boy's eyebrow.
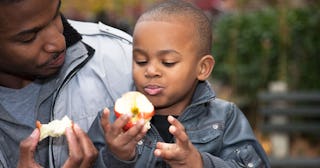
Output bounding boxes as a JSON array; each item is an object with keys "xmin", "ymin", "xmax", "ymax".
[
  {"xmin": 15, "ymin": 0, "xmax": 61, "ymax": 37},
  {"xmin": 133, "ymin": 48, "xmax": 148, "ymax": 57},
  {"xmin": 133, "ymin": 48, "xmax": 182, "ymax": 57},
  {"xmin": 156, "ymin": 49, "xmax": 181, "ymax": 57}
]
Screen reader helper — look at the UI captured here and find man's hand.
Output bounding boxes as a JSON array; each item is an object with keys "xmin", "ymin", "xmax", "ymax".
[
  {"xmin": 17, "ymin": 129, "xmax": 42, "ymax": 168},
  {"xmin": 100, "ymin": 108, "xmax": 148, "ymax": 161},
  {"xmin": 154, "ymin": 116, "xmax": 203, "ymax": 168},
  {"xmin": 17, "ymin": 124, "xmax": 98, "ymax": 168},
  {"xmin": 62, "ymin": 124, "xmax": 98, "ymax": 168}
]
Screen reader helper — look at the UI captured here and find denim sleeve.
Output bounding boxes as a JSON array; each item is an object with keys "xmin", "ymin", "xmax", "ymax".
[
  {"xmin": 0, "ymin": 151, "xmax": 8, "ymax": 168},
  {"xmin": 200, "ymin": 103, "xmax": 270, "ymax": 168},
  {"xmin": 201, "ymin": 143, "xmax": 269, "ymax": 168}
]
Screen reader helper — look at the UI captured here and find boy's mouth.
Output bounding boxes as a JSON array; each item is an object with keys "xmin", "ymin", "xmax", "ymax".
[{"xmin": 144, "ymin": 85, "xmax": 163, "ymax": 95}]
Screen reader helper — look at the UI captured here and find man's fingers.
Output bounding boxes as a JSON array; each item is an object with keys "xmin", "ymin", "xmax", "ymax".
[
  {"xmin": 20, "ymin": 129, "xmax": 39, "ymax": 154},
  {"xmin": 73, "ymin": 124, "xmax": 98, "ymax": 168},
  {"xmin": 63, "ymin": 126, "xmax": 83, "ymax": 167},
  {"xmin": 17, "ymin": 129, "xmax": 41, "ymax": 168},
  {"xmin": 63, "ymin": 124, "xmax": 98, "ymax": 168}
]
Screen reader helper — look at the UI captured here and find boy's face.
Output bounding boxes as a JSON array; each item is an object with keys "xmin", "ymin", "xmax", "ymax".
[
  {"xmin": 133, "ymin": 20, "xmax": 202, "ymax": 115},
  {"xmin": 0, "ymin": 0, "xmax": 65, "ymax": 86}
]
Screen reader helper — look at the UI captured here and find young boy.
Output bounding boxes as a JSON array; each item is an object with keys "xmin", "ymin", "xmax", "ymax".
[{"xmin": 89, "ymin": 0, "xmax": 270, "ymax": 167}]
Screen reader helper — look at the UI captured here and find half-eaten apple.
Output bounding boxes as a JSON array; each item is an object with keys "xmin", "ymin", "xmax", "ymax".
[
  {"xmin": 36, "ymin": 116, "xmax": 73, "ymax": 141},
  {"xmin": 114, "ymin": 91, "xmax": 155, "ymax": 131}
]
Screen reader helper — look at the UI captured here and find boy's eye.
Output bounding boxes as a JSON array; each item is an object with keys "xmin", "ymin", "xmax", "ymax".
[
  {"xmin": 135, "ymin": 60, "xmax": 148, "ymax": 66},
  {"xmin": 162, "ymin": 62, "xmax": 176, "ymax": 67}
]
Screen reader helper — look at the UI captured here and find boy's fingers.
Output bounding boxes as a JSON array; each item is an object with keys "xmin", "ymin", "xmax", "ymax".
[
  {"xmin": 168, "ymin": 116, "xmax": 184, "ymax": 131},
  {"xmin": 101, "ymin": 108, "xmax": 123, "ymax": 138},
  {"xmin": 102, "ymin": 107, "xmax": 133, "ymax": 137},
  {"xmin": 110, "ymin": 113, "xmax": 131, "ymax": 136},
  {"xmin": 101, "ymin": 108, "xmax": 111, "ymax": 132},
  {"xmin": 154, "ymin": 142, "xmax": 176, "ymax": 160},
  {"xmin": 122, "ymin": 119, "xmax": 144, "ymax": 140},
  {"xmin": 168, "ymin": 116, "xmax": 189, "ymax": 145}
]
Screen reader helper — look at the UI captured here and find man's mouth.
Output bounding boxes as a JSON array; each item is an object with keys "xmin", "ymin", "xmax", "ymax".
[{"xmin": 47, "ymin": 51, "xmax": 65, "ymax": 68}]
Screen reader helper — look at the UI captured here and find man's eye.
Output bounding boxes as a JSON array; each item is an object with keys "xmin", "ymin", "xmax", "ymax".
[{"xmin": 20, "ymin": 36, "xmax": 36, "ymax": 43}]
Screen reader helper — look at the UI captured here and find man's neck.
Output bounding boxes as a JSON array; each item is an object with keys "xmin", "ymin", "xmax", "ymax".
[{"xmin": 0, "ymin": 73, "xmax": 33, "ymax": 89}]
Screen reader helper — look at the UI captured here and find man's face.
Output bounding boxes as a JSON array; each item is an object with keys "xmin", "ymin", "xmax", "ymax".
[
  {"xmin": 0, "ymin": 0, "xmax": 65, "ymax": 83},
  {"xmin": 132, "ymin": 20, "xmax": 201, "ymax": 115}
]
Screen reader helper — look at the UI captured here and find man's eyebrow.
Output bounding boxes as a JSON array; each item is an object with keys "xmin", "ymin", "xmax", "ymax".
[
  {"xmin": 16, "ymin": 27, "xmax": 42, "ymax": 37},
  {"xmin": 15, "ymin": 0, "xmax": 61, "ymax": 37}
]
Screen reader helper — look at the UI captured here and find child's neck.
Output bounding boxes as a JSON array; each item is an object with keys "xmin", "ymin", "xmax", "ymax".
[{"xmin": 155, "ymin": 101, "xmax": 188, "ymax": 116}]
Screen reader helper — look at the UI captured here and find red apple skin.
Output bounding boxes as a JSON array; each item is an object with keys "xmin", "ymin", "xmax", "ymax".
[
  {"xmin": 114, "ymin": 109, "xmax": 155, "ymax": 131},
  {"xmin": 114, "ymin": 91, "xmax": 155, "ymax": 131},
  {"xmin": 36, "ymin": 121, "xmax": 42, "ymax": 129}
]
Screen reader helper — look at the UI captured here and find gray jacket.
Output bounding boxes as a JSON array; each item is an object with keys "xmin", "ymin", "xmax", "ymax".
[
  {"xmin": 0, "ymin": 19, "xmax": 134, "ymax": 168},
  {"xmin": 89, "ymin": 81, "xmax": 270, "ymax": 168}
]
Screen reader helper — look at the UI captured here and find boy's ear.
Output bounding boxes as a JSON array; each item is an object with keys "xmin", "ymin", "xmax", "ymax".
[{"xmin": 197, "ymin": 55, "xmax": 215, "ymax": 81}]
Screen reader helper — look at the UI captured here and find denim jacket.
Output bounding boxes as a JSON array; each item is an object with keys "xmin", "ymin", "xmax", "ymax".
[{"xmin": 89, "ymin": 81, "xmax": 270, "ymax": 168}]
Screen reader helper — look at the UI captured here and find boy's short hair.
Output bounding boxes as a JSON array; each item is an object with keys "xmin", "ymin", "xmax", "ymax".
[{"xmin": 136, "ymin": 0, "xmax": 212, "ymax": 56}]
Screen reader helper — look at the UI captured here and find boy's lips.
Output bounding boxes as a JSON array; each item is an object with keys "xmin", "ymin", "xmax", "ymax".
[{"xmin": 144, "ymin": 85, "xmax": 163, "ymax": 95}]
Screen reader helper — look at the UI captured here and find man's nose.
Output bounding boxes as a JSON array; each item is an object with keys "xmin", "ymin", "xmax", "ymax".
[{"xmin": 43, "ymin": 23, "xmax": 65, "ymax": 53}]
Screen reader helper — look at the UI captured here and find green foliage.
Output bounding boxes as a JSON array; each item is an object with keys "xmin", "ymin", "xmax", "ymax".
[
  {"xmin": 286, "ymin": 7, "xmax": 320, "ymax": 90},
  {"xmin": 212, "ymin": 6, "xmax": 320, "ymax": 102}
]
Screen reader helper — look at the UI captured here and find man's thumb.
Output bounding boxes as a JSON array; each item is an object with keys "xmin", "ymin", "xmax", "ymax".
[{"xmin": 18, "ymin": 129, "xmax": 40, "ymax": 165}]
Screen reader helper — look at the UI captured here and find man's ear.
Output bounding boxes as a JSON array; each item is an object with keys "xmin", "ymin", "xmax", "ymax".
[{"xmin": 197, "ymin": 55, "xmax": 215, "ymax": 81}]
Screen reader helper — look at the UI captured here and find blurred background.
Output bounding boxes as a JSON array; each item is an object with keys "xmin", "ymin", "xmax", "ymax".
[{"xmin": 61, "ymin": 0, "xmax": 320, "ymax": 167}]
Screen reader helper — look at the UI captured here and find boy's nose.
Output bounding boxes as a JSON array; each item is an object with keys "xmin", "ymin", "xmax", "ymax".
[{"xmin": 145, "ymin": 65, "xmax": 161, "ymax": 78}]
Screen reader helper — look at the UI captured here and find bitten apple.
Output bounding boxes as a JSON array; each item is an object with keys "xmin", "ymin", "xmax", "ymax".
[
  {"xmin": 36, "ymin": 116, "xmax": 73, "ymax": 141},
  {"xmin": 114, "ymin": 91, "xmax": 155, "ymax": 131}
]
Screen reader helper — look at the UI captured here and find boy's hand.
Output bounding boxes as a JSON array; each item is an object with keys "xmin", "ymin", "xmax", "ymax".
[
  {"xmin": 154, "ymin": 116, "xmax": 203, "ymax": 168},
  {"xmin": 100, "ymin": 108, "xmax": 148, "ymax": 161}
]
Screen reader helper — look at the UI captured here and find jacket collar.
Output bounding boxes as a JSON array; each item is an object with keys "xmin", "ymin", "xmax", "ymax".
[
  {"xmin": 39, "ymin": 16, "xmax": 94, "ymax": 114},
  {"xmin": 191, "ymin": 81, "xmax": 216, "ymax": 105},
  {"xmin": 61, "ymin": 15, "xmax": 82, "ymax": 48},
  {"xmin": 179, "ymin": 81, "xmax": 216, "ymax": 120}
]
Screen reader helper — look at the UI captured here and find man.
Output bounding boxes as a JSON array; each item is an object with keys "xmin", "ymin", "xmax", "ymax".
[{"xmin": 0, "ymin": 0, "xmax": 134, "ymax": 167}]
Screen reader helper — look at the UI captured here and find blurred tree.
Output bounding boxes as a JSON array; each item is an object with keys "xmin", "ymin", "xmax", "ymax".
[{"xmin": 212, "ymin": 1, "xmax": 320, "ymax": 125}]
